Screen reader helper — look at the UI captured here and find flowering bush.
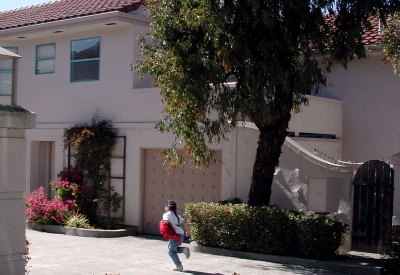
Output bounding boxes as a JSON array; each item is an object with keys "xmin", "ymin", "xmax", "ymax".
[
  {"xmin": 25, "ymin": 187, "xmax": 74, "ymax": 225},
  {"xmin": 57, "ymin": 165, "xmax": 83, "ymax": 185},
  {"xmin": 50, "ymin": 180, "xmax": 83, "ymax": 204}
]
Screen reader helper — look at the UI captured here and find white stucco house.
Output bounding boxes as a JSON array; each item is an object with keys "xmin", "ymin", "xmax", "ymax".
[{"xmin": 0, "ymin": 0, "xmax": 398, "ymax": 252}]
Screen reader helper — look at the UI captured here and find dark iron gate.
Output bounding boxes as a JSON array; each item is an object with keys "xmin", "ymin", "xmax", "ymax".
[{"xmin": 351, "ymin": 160, "xmax": 394, "ymax": 253}]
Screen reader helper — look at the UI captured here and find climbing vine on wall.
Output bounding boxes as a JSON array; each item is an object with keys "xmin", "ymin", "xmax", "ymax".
[{"xmin": 63, "ymin": 114, "xmax": 121, "ymax": 226}]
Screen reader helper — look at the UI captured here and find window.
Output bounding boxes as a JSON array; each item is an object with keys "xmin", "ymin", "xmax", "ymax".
[
  {"xmin": 0, "ymin": 47, "xmax": 18, "ymax": 96},
  {"xmin": 36, "ymin": 43, "xmax": 56, "ymax": 74},
  {"xmin": 70, "ymin": 37, "xmax": 100, "ymax": 82}
]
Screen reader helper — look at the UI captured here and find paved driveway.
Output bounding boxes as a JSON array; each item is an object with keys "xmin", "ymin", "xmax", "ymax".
[{"xmin": 26, "ymin": 229, "xmax": 347, "ymax": 275}]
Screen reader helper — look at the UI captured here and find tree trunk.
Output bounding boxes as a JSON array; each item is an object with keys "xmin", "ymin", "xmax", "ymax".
[{"xmin": 248, "ymin": 95, "xmax": 293, "ymax": 206}]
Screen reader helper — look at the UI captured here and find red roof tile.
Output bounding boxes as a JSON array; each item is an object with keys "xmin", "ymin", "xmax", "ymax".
[
  {"xmin": 324, "ymin": 14, "xmax": 382, "ymax": 46},
  {"xmin": 0, "ymin": 2, "xmax": 384, "ymax": 46},
  {"xmin": 0, "ymin": 0, "xmax": 143, "ymax": 31}
]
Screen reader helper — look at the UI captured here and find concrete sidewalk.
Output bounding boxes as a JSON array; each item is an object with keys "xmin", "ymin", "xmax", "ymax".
[{"xmin": 25, "ymin": 229, "xmax": 383, "ymax": 275}]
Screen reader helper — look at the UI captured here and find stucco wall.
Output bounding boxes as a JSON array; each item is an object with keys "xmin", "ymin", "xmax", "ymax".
[
  {"xmin": 1, "ymin": 24, "xmax": 157, "ymax": 125},
  {"xmin": 320, "ymin": 54, "xmax": 400, "ymax": 162},
  {"xmin": 289, "ymin": 95, "xmax": 343, "ymax": 138},
  {"xmin": 235, "ymin": 124, "xmax": 353, "ymax": 224}
]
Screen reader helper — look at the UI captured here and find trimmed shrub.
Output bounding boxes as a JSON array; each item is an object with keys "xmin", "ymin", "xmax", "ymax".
[
  {"xmin": 186, "ymin": 202, "xmax": 348, "ymax": 259},
  {"xmin": 298, "ymin": 213, "xmax": 349, "ymax": 259}
]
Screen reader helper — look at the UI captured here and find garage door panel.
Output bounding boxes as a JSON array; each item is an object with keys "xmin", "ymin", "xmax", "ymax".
[{"xmin": 144, "ymin": 149, "xmax": 221, "ymax": 235}]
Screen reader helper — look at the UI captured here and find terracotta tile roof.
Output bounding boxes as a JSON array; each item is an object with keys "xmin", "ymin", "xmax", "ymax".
[
  {"xmin": 324, "ymin": 14, "xmax": 383, "ymax": 46},
  {"xmin": 0, "ymin": 0, "xmax": 143, "ymax": 31},
  {"xmin": 0, "ymin": 2, "xmax": 384, "ymax": 45}
]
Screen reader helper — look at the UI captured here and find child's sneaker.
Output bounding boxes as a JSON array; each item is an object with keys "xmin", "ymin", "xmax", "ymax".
[
  {"xmin": 173, "ymin": 265, "xmax": 183, "ymax": 271},
  {"xmin": 183, "ymin": 247, "xmax": 190, "ymax": 259}
]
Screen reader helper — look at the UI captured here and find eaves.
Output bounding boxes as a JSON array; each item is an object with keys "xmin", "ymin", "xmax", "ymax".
[{"xmin": 0, "ymin": 11, "xmax": 150, "ymax": 40}]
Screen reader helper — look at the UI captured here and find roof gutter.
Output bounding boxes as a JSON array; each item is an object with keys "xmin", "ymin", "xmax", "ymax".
[{"xmin": 0, "ymin": 11, "xmax": 150, "ymax": 39}]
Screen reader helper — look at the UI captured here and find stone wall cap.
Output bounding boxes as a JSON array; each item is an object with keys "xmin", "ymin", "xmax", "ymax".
[{"xmin": 0, "ymin": 104, "xmax": 36, "ymax": 129}]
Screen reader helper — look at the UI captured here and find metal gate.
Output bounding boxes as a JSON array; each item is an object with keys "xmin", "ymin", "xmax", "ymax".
[{"xmin": 351, "ymin": 160, "xmax": 394, "ymax": 253}]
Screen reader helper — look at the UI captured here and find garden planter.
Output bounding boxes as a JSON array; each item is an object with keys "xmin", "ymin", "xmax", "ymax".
[{"xmin": 26, "ymin": 222, "xmax": 137, "ymax": 238}]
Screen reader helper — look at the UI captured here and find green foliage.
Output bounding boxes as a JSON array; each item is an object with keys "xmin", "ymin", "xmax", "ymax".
[
  {"xmin": 298, "ymin": 212, "xmax": 349, "ymax": 259},
  {"xmin": 63, "ymin": 114, "xmax": 121, "ymax": 225},
  {"xmin": 382, "ymin": 13, "xmax": 400, "ymax": 77},
  {"xmin": 133, "ymin": 0, "xmax": 398, "ymax": 206},
  {"xmin": 186, "ymin": 202, "xmax": 348, "ymax": 259},
  {"xmin": 382, "ymin": 226, "xmax": 400, "ymax": 275},
  {"xmin": 62, "ymin": 212, "xmax": 94, "ymax": 229}
]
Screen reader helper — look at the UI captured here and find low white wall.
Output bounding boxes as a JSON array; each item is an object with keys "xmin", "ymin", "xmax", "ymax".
[{"xmin": 289, "ymin": 137, "xmax": 342, "ymax": 166}]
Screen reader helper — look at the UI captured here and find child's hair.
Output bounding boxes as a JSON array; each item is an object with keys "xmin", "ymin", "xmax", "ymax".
[{"xmin": 167, "ymin": 200, "xmax": 180, "ymax": 224}]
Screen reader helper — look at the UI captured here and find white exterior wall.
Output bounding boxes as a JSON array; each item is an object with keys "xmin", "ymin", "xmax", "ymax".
[
  {"xmin": 289, "ymin": 95, "xmax": 343, "ymax": 138},
  {"xmin": 320, "ymin": 53, "xmax": 400, "ymax": 162},
  {"xmin": 289, "ymin": 95, "xmax": 343, "ymax": 161},
  {"xmin": 1, "ymin": 24, "xmax": 159, "ymax": 124}
]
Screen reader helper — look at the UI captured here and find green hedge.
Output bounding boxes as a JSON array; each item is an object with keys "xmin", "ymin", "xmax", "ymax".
[{"xmin": 186, "ymin": 202, "xmax": 348, "ymax": 259}]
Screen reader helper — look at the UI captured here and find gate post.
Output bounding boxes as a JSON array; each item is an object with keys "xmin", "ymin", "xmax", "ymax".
[
  {"xmin": 0, "ymin": 105, "xmax": 36, "ymax": 274},
  {"xmin": 390, "ymin": 153, "xmax": 400, "ymax": 226}
]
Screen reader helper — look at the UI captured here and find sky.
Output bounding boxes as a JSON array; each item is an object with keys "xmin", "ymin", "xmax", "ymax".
[{"xmin": 0, "ymin": 0, "xmax": 54, "ymax": 12}]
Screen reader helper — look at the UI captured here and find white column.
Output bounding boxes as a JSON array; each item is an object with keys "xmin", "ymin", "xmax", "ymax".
[
  {"xmin": 0, "ymin": 105, "xmax": 36, "ymax": 275},
  {"xmin": 390, "ymin": 153, "xmax": 400, "ymax": 226}
]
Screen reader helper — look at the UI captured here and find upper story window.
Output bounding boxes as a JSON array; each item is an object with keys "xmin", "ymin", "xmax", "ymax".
[
  {"xmin": 0, "ymin": 47, "xmax": 18, "ymax": 96},
  {"xmin": 36, "ymin": 43, "xmax": 56, "ymax": 74},
  {"xmin": 70, "ymin": 37, "xmax": 100, "ymax": 82}
]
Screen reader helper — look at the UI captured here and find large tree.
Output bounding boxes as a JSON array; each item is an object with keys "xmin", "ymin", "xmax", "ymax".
[
  {"xmin": 382, "ymin": 12, "xmax": 400, "ymax": 75},
  {"xmin": 134, "ymin": 0, "xmax": 398, "ymax": 206}
]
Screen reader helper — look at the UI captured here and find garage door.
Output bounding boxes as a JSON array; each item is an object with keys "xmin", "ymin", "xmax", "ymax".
[{"xmin": 144, "ymin": 149, "xmax": 222, "ymax": 235}]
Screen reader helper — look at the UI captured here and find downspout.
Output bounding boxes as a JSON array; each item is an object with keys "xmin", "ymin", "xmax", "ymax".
[{"xmin": 11, "ymin": 57, "xmax": 19, "ymax": 106}]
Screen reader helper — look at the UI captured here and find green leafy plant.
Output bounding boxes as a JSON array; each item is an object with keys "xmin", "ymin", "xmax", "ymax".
[
  {"xmin": 62, "ymin": 212, "xmax": 93, "ymax": 229},
  {"xmin": 63, "ymin": 114, "xmax": 120, "ymax": 226},
  {"xmin": 186, "ymin": 202, "xmax": 348, "ymax": 259}
]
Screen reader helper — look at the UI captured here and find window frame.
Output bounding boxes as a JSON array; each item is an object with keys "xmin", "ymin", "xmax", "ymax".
[
  {"xmin": 0, "ymin": 46, "xmax": 18, "ymax": 96},
  {"xmin": 35, "ymin": 43, "xmax": 56, "ymax": 75},
  {"xmin": 70, "ymin": 37, "xmax": 101, "ymax": 83}
]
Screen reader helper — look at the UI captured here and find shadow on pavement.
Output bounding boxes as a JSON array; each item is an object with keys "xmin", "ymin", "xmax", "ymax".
[
  {"xmin": 246, "ymin": 264, "xmax": 347, "ymax": 274},
  {"xmin": 183, "ymin": 271, "xmax": 225, "ymax": 275}
]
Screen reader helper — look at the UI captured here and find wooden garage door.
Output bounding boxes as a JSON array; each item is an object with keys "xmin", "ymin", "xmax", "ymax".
[{"xmin": 144, "ymin": 149, "xmax": 222, "ymax": 235}]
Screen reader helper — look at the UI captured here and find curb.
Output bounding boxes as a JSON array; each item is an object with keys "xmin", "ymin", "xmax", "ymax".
[
  {"xmin": 189, "ymin": 242, "xmax": 382, "ymax": 275},
  {"xmin": 26, "ymin": 223, "xmax": 137, "ymax": 238}
]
